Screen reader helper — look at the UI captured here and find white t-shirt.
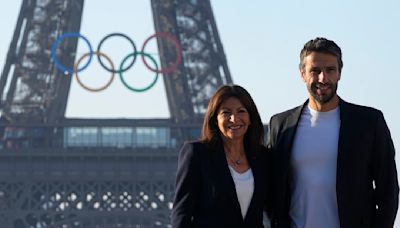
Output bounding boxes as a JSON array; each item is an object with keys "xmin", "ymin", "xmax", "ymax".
[
  {"xmin": 290, "ymin": 106, "xmax": 340, "ymax": 228},
  {"xmin": 229, "ymin": 166, "xmax": 254, "ymax": 218}
]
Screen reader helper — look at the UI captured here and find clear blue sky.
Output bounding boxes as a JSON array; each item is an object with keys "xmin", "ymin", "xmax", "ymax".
[{"xmin": 1, "ymin": 0, "xmax": 400, "ymax": 225}]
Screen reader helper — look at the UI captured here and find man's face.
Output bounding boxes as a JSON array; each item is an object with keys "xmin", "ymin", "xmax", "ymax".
[{"xmin": 301, "ymin": 52, "xmax": 341, "ymax": 105}]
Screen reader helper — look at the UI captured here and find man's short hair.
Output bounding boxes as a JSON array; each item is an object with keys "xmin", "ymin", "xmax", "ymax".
[{"xmin": 299, "ymin": 37, "xmax": 343, "ymax": 72}]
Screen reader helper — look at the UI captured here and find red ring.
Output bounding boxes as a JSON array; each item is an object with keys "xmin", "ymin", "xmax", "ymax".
[{"xmin": 141, "ymin": 32, "xmax": 182, "ymax": 74}]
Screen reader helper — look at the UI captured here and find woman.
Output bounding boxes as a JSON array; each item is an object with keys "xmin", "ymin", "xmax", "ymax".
[{"xmin": 171, "ymin": 85, "xmax": 271, "ymax": 227}]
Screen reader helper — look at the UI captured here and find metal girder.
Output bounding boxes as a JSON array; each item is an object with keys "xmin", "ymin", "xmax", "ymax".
[
  {"xmin": 0, "ymin": 0, "xmax": 85, "ymax": 124},
  {"xmin": 151, "ymin": 0, "xmax": 233, "ymax": 122}
]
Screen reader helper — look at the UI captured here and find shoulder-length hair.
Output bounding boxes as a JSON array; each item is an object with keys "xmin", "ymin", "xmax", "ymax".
[{"xmin": 201, "ymin": 85, "xmax": 264, "ymax": 152}]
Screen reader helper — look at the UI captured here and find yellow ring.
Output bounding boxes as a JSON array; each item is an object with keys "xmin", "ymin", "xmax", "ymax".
[{"xmin": 74, "ymin": 51, "xmax": 115, "ymax": 92}]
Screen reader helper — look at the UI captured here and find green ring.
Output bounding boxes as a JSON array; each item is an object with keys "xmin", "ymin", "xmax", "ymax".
[{"xmin": 119, "ymin": 52, "xmax": 159, "ymax": 92}]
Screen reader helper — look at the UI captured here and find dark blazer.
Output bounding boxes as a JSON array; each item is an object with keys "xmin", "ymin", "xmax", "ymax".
[
  {"xmin": 171, "ymin": 140, "xmax": 272, "ymax": 228},
  {"xmin": 268, "ymin": 98, "xmax": 399, "ymax": 228}
]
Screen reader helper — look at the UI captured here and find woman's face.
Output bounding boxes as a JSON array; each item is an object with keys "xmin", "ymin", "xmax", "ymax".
[{"xmin": 216, "ymin": 97, "xmax": 250, "ymax": 142}]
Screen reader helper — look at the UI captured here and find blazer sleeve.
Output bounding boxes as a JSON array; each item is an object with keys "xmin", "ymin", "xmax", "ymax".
[
  {"xmin": 171, "ymin": 142, "xmax": 200, "ymax": 228},
  {"xmin": 372, "ymin": 111, "xmax": 399, "ymax": 228}
]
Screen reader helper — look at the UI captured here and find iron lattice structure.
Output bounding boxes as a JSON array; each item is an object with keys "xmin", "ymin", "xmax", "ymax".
[{"xmin": 0, "ymin": 0, "xmax": 232, "ymax": 227}]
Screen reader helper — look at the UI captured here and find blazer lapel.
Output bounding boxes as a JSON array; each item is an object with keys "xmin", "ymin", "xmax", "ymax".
[
  {"xmin": 337, "ymin": 98, "xmax": 350, "ymax": 180},
  {"xmin": 209, "ymin": 143, "xmax": 244, "ymax": 221},
  {"xmin": 280, "ymin": 102, "xmax": 307, "ymax": 171},
  {"xmin": 336, "ymin": 98, "xmax": 352, "ymax": 220},
  {"xmin": 244, "ymin": 150, "xmax": 262, "ymax": 222}
]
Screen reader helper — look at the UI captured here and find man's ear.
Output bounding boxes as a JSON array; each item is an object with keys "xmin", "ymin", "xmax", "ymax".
[{"xmin": 300, "ymin": 69, "xmax": 306, "ymax": 82}]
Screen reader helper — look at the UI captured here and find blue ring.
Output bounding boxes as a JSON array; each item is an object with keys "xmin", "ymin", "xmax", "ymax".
[{"xmin": 51, "ymin": 32, "xmax": 93, "ymax": 74}]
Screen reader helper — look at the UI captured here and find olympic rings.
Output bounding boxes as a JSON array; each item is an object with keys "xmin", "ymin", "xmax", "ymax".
[
  {"xmin": 51, "ymin": 32, "xmax": 182, "ymax": 92},
  {"xmin": 51, "ymin": 32, "xmax": 93, "ymax": 74},
  {"xmin": 119, "ymin": 52, "xmax": 159, "ymax": 92},
  {"xmin": 74, "ymin": 51, "xmax": 115, "ymax": 92},
  {"xmin": 96, "ymin": 33, "xmax": 137, "ymax": 74}
]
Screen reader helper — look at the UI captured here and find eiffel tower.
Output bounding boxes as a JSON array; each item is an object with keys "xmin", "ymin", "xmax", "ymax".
[{"xmin": 0, "ymin": 0, "xmax": 232, "ymax": 227}]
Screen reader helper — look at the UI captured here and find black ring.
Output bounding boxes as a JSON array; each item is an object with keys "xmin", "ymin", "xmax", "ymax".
[{"xmin": 96, "ymin": 33, "xmax": 138, "ymax": 73}]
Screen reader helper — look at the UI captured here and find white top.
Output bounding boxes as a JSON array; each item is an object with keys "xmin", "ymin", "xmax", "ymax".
[
  {"xmin": 290, "ymin": 106, "xmax": 341, "ymax": 228},
  {"xmin": 229, "ymin": 166, "xmax": 254, "ymax": 219}
]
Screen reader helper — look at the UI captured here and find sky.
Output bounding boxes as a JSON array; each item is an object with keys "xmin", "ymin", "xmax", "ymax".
[{"xmin": 1, "ymin": 0, "xmax": 400, "ymax": 226}]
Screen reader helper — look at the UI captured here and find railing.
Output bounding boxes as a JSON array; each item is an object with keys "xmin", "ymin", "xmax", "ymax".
[{"xmin": 0, "ymin": 119, "xmax": 203, "ymax": 150}]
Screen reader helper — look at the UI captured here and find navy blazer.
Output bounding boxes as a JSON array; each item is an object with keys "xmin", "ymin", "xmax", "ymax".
[
  {"xmin": 171, "ymin": 140, "xmax": 272, "ymax": 228},
  {"xmin": 268, "ymin": 98, "xmax": 399, "ymax": 228}
]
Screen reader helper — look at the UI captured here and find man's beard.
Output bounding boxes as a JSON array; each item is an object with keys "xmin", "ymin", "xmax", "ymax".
[{"xmin": 308, "ymin": 82, "xmax": 338, "ymax": 104}]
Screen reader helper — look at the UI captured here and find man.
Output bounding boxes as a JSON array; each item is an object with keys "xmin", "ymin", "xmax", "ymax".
[{"xmin": 268, "ymin": 37, "xmax": 398, "ymax": 228}]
